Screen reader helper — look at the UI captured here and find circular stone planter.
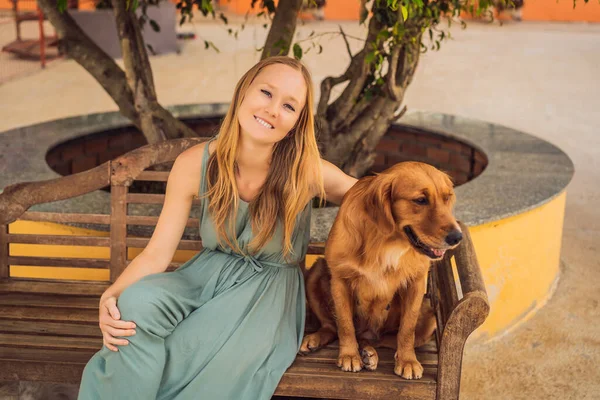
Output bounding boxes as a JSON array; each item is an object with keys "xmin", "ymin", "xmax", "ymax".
[{"xmin": 0, "ymin": 104, "xmax": 574, "ymax": 343}]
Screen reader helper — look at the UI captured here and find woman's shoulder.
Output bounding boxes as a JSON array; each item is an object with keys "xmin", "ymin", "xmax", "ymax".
[
  {"xmin": 166, "ymin": 141, "xmax": 210, "ymax": 197},
  {"xmin": 175, "ymin": 139, "xmax": 215, "ymax": 169}
]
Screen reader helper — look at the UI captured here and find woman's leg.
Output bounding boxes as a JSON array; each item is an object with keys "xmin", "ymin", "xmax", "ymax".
[{"xmin": 78, "ymin": 271, "xmax": 202, "ymax": 400}]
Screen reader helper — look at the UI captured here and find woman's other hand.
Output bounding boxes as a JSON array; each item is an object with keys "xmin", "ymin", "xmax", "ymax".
[{"xmin": 99, "ymin": 296, "xmax": 136, "ymax": 352}]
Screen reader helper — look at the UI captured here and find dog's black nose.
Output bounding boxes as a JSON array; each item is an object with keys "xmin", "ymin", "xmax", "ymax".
[{"xmin": 445, "ymin": 230, "xmax": 463, "ymax": 246}]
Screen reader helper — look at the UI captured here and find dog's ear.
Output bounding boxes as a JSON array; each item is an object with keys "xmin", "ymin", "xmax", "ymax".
[{"xmin": 364, "ymin": 174, "xmax": 395, "ymax": 235}]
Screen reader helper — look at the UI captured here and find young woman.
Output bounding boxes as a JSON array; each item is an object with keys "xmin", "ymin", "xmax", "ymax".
[{"xmin": 78, "ymin": 56, "xmax": 357, "ymax": 399}]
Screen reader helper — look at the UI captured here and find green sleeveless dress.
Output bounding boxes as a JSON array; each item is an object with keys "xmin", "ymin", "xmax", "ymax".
[{"xmin": 78, "ymin": 140, "xmax": 311, "ymax": 399}]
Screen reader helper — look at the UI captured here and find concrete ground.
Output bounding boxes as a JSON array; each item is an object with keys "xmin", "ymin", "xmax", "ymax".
[{"xmin": 0, "ymin": 13, "xmax": 599, "ymax": 400}]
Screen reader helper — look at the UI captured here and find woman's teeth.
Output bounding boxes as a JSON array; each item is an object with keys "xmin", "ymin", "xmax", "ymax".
[{"xmin": 254, "ymin": 116, "xmax": 273, "ymax": 129}]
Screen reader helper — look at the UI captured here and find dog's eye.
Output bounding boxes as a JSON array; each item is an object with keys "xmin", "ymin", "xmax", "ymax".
[{"xmin": 413, "ymin": 197, "xmax": 429, "ymax": 206}]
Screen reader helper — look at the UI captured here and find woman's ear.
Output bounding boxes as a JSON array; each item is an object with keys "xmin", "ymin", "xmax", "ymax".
[{"xmin": 364, "ymin": 174, "xmax": 396, "ymax": 235}]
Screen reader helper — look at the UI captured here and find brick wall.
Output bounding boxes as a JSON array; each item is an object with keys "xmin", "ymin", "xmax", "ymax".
[
  {"xmin": 46, "ymin": 118, "xmax": 221, "ymax": 176},
  {"xmin": 46, "ymin": 121, "xmax": 487, "ymax": 186},
  {"xmin": 372, "ymin": 125, "xmax": 488, "ymax": 186}
]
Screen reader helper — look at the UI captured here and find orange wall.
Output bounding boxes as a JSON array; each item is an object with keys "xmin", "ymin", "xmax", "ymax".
[
  {"xmin": 218, "ymin": 0, "xmax": 360, "ymax": 20},
  {"xmin": 2, "ymin": 0, "xmax": 598, "ymax": 22},
  {"xmin": 219, "ymin": 0, "xmax": 600, "ymax": 22},
  {"xmin": 522, "ymin": 0, "xmax": 600, "ymax": 22}
]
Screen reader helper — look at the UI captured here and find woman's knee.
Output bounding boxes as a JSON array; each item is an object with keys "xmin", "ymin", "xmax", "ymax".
[{"xmin": 117, "ymin": 278, "xmax": 170, "ymax": 328}]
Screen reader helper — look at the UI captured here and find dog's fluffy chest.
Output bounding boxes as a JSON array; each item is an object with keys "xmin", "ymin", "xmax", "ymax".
[
  {"xmin": 380, "ymin": 245, "xmax": 408, "ymax": 270},
  {"xmin": 353, "ymin": 244, "xmax": 416, "ymax": 299}
]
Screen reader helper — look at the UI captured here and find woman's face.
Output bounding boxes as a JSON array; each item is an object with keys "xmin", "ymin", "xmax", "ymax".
[{"xmin": 238, "ymin": 63, "xmax": 308, "ymax": 146}]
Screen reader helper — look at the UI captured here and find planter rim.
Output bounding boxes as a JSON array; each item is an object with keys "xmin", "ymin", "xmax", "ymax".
[{"xmin": 0, "ymin": 103, "xmax": 574, "ymax": 242}]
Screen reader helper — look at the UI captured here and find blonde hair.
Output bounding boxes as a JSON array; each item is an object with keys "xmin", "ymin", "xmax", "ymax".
[{"xmin": 204, "ymin": 56, "xmax": 325, "ymax": 259}]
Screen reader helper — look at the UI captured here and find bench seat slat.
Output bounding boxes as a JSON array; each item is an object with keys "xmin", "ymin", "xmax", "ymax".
[
  {"xmin": 0, "ymin": 333, "xmax": 102, "ymax": 350},
  {"xmin": 0, "ymin": 279, "xmax": 109, "ymax": 296},
  {"xmin": 0, "ymin": 293, "xmax": 99, "ymax": 309},
  {"xmin": 0, "ymin": 319, "xmax": 102, "ymax": 337},
  {"xmin": 0, "ymin": 306, "xmax": 98, "ymax": 323}
]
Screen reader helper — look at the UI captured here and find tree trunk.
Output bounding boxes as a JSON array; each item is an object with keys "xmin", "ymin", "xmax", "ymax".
[
  {"xmin": 111, "ymin": 0, "xmax": 196, "ymax": 143},
  {"xmin": 317, "ymin": 4, "xmax": 423, "ymax": 177},
  {"xmin": 261, "ymin": 0, "xmax": 303, "ymax": 59},
  {"xmin": 37, "ymin": 0, "xmax": 196, "ymax": 144}
]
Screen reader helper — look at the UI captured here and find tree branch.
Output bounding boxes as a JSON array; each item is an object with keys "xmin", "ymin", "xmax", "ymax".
[
  {"xmin": 38, "ymin": 0, "xmax": 196, "ymax": 143},
  {"xmin": 112, "ymin": 0, "xmax": 166, "ymax": 143},
  {"xmin": 316, "ymin": 72, "xmax": 350, "ymax": 141},
  {"xmin": 261, "ymin": 0, "xmax": 303, "ymax": 59},
  {"xmin": 338, "ymin": 24, "xmax": 353, "ymax": 59},
  {"xmin": 326, "ymin": 10, "xmax": 384, "ymax": 132},
  {"xmin": 37, "ymin": 0, "xmax": 140, "ymax": 126}
]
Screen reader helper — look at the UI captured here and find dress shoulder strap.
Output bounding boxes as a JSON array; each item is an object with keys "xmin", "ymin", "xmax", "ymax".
[{"xmin": 198, "ymin": 138, "xmax": 215, "ymax": 198}]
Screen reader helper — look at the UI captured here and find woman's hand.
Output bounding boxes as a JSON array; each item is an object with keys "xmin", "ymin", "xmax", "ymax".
[{"xmin": 99, "ymin": 296, "xmax": 136, "ymax": 352}]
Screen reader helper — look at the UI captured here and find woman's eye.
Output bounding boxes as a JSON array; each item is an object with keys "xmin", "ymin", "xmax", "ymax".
[
  {"xmin": 262, "ymin": 89, "xmax": 294, "ymax": 112},
  {"xmin": 413, "ymin": 197, "xmax": 429, "ymax": 206}
]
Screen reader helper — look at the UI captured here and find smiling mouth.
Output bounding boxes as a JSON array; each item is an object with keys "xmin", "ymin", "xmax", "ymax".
[
  {"xmin": 403, "ymin": 226, "xmax": 446, "ymax": 260},
  {"xmin": 254, "ymin": 116, "xmax": 274, "ymax": 129}
]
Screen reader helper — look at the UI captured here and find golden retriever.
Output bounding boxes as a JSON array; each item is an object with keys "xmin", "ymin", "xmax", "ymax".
[{"xmin": 301, "ymin": 161, "xmax": 463, "ymax": 379}]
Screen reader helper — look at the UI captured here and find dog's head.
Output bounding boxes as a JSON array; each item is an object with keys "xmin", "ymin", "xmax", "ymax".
[{"xmin": 364, "ymin": 162, "xmax": 462, "ymax": 260}]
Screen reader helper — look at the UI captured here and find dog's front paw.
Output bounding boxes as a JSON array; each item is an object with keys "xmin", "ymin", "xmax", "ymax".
[
  {"xmin": 299, "ymin": 332, "xmax": 322, "ymax": 354},
  {"xmin": 337, "ymin": 350, "xmax": 363, "ymax": 372},
  {"xmin": 361, "ymin": 346, "xmax": 379, "ymax": 371},
  {"xmin": 394, "ymin": 353, "xmax": 424, "ymax": 379}
]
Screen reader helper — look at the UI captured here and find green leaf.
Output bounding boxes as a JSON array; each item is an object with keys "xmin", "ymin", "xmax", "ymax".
[
  {"xmin": 179, "ymin": 15, "xmax": 186, "ymax": 26},
  {"xmin": 365, "ymin": 51, "xmax": 376, "ymax": 64},
  {"xmin": 57, "ymin": 0, "xmax": 67, "ymax": 13},
  {"xmin": 401, "ymin": 5, "xmax": 408, "ymax": 21},
  {"xmin": 204, "ymin": 40, "xmax": 210, "ymax": 49},
  {"xmin": 219, "ymin": 13, "xmax": 228, "ymax": 24},
  {"xmin": 149, "ymin": 19, "xmax": 160, "ymax": 32},
  {"xmin": 317, "ymin": 44, "xmax": 323, "ymax": 54},
  {"xmin": 293, "ymin": 43, "xmax": 303, "ymax": 60}
]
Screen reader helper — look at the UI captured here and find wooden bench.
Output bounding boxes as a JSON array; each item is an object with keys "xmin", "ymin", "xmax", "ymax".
[{"xmin": 0, "ymin": 138, "xmax": 489, "ymax": 399}]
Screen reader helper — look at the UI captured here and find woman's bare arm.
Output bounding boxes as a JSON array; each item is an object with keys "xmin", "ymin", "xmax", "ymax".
[
  {"xmin": 101, "ymin": 143, "xmax": 206, "ymax": 300},
  {"xmin": 321, "ymin": 159, "xmax": 358, "ymax": 205}
]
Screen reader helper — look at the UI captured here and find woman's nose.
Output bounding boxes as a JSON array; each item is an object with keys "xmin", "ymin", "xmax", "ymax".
[{"xmin": 265, "ymin": 103, "xmax": 278, "ymax": 118}]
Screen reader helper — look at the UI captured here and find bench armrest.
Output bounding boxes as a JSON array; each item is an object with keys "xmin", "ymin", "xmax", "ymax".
[{"xmin": 432, "ymin": 221, "xmax": 489, "ymax": 400}]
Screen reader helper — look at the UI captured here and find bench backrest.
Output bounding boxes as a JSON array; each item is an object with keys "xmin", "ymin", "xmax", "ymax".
[{"xmin": 0, "ymin": 138, "xmax": 206, "ymax": 283}]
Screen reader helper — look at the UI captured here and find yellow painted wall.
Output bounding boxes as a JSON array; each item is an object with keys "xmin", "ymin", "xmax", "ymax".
[
  {"xmin": 468, "ymin": 192, "xmax": 566, "ymax": 341},
  {"xmin": 7, "ymin": 191, "xmax": 567, "ymax": 342}
]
